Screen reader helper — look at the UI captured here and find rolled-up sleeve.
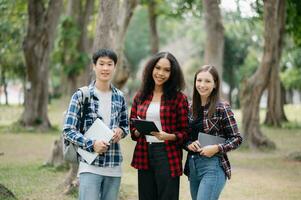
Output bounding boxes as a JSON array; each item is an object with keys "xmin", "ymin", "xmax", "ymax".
[
  {"xmin": 218, "ymin": 104, "xmax": 242, "ymax": 153},
  {"xmin": 130, "ymin": 93, "xmax": 139, "ymax": 141},
  {"xmin": 173, "ymin": 94, "xmax": 189, "ymax": 146},
  {"xmin": 119, "ymin": 95, "xmax": 129, "ymax": 138}
]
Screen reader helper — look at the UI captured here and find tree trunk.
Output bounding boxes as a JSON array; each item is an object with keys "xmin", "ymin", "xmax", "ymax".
[
  {"xmin": 229, "ymin": 85, "xmax": 233, "ymax": 106},
  {"xmin": 91, "ymin": 0, "xmax": 137, "ymax": 89},
  {"xmin": 45, "ymin": 137, "xmax": 64, "ymax": 166},
  {"xmin": 60, "ymin": 0, "xmax": 94, "ymax": 95},
  {"xmin": 48, "ymin": 1, "xmax": 95, "ymax": 193},
  {"xmin": 240, "ymin": 0, "xmax": 285, "ymax": 149},
  {"xmin": 21, "ymin": 0, "xmax": 62, "ymax": 130},
  {"xmin": 203, "ymin": 0, "xmax": 224, "ymax": 78},
  {"xmin": 77, "ymin": 0, "xmax": 95, "ymax": 86},
  {"xmin": 264, "ymin": 0, "xmax": 287, "ymax": 126},
  {"xmin": 148, "ymin": 0, "xmax": 159, "ymax": 54},
  {"xmin": 0, "ymin": 67, "xmax": 8, "ymax": 105},
  {"xmin": 3, "ymin": 77, "xmax": 8, "ymax": 105},
  {"xmin": 62, "ymin": 163, "xmax": 79, "ymax": 194},
  {"xmin": 64, "ymin": 0, "xmax": 81, "ymax": 95},
  {"xmin": 264, "ymin": 69, "xmax": 288, "ymax": 126},
  {"xmin": 113, "ymin": 0, "xmax": 137, "ymax": 89}
]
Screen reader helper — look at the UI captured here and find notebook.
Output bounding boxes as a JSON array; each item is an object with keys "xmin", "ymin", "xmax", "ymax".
[
  {"xmin": 77, "ymin": 118, "xmax": 114, "ymax": 164},
  {"xmin": 198, "ymin": 132, "xmax": 225, "ymax": 147}
]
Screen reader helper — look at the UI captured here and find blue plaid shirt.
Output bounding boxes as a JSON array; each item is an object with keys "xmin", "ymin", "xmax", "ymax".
[{"xmin": 63, "ymin": 82, "xmax": 129, "ymax": 167}]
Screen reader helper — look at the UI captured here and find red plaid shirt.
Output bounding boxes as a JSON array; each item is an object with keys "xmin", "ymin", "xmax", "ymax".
[
  {"xmin": 185, "ymin": 101, "xmax": 243, "ymax": 179},
  {"xmin": 130, "ymin": 92, "xmax": 189, "ymax": 177}
]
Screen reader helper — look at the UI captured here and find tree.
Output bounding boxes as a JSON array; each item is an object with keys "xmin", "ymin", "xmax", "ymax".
[
  {"xmin": 89, "ymin": 0, "xmax": 137, "ymax": 89},
  {"xmin": 202, "ymin": 0, "xmax": 224, "ymax": 78},
  {"xmin": 21, "ymin": 0, "xmax": 63, "ymax": 129},
  {"xmin": 52, "ymin": 0, "xmax": 94, "ymax": 96},
  {"xmin": 0, "ymin": 0, "xmax": 27, "ymax": 105},
  {"xmin": 264, "ymin": 0, "xmax": 288, "ymax": 126},
  {"xmin": 148, "ymin": 0, "xmax": 159, "ymax": 54},
  {"xmin": 223, "ymin": 33, "xmax": 249, "ymax": 106},
  {"xmin": 240, "ymin": 0, "xmax": 285, "ymax": 149}
]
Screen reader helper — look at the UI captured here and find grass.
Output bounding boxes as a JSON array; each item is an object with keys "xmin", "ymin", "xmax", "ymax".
[{"xmin": 0, "ymin": 100, "xmax": 301, "ymax": 200}]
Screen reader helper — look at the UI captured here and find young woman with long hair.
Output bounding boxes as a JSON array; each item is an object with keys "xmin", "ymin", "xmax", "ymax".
[{"xmin": 130, "ymin": 52, "xmax": 189, "ymax": 200}]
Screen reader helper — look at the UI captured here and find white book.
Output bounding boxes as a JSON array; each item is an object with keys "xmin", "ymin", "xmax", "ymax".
[{"xmin": 77, "ymin": 118, "xmax": 114, "ymax": 164}]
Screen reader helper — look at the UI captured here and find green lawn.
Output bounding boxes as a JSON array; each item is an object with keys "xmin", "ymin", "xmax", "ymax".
[{"xmin": 0, "ymin": 101, "xmax": 301, "ymax": 200}]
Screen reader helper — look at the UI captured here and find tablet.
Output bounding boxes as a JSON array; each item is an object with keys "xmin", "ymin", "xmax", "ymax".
[{"xmin": 132, "ymin": 119, "xmax": 159, "ymax": 135}]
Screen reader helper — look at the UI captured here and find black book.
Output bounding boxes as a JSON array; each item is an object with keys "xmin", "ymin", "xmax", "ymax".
[{"xmin": 132, "ymin": 119, "xmax": 159, "ymax": 135}]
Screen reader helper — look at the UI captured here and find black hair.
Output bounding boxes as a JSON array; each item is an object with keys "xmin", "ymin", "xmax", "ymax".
[
  {"xmin": 140, "ymin": 52, "xmax": 185, "ymax": 101},
  {"xmin": 92, "ymin": 49, "xmax": 118, "ymax": 65}
]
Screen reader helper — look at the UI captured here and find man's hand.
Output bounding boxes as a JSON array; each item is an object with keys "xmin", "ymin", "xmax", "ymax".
[
  {"xmin": 93, "ymin": 140, "xmax": 109, "ymax": 154},
  {"xmin": 199, "ymin": 145, "xmax": 219, "ymax": 157},
  {"xmin": 187, "ymin": 140, "xmax": 201, "ymax": 152},
  {"xmin": 112, "ymin": 127, "xmax": 123, "ymax": 143}
]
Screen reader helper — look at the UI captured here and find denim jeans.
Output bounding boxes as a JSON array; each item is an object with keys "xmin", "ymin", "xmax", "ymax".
[
  {"xmin": 79, "ymin": 172, "xmax": 121, "ymax": 200},
  {"xmin": 189, "ymin": 155, "xmax": 226, "ymax": 200}
]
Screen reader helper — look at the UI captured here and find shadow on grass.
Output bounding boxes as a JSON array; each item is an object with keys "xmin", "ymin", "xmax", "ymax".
[{"xmin": 0, "ymin": 122, "xmax": 59, "ymax": 134}]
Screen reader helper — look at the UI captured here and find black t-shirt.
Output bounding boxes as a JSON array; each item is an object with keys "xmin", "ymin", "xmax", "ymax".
[{"xmin": 188, "ymin": 106, "xmax": 205, "ymax": 155}]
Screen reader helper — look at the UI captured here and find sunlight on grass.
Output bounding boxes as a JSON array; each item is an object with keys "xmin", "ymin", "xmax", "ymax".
[{"xmin": 0, "ymin": 102, "xmax": 300, "ymax": 200}]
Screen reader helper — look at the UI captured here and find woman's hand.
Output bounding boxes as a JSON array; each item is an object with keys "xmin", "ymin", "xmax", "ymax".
[
  {"xmin": 187, "ymin": 140, "xmax": 201, "ymax": 152},
  {"xmin": 151, "ymin": 131, "xmax": 166, "ymax": 140},
  {"xmin": 199, "ymin": 145, "xmax": 219, "ymax": 157},
  {"xmin": 134, "ymin": 130, "xmax": 140, "ymax": 137},
  {"xmin": 151, "ymin": 131, "xmax": 177, "ymax": 141}
]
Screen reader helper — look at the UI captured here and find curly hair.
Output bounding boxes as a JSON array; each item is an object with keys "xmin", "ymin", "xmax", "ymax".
[{"xmin": 139, "ymin": 52, "xmax": 185, "ymax": 101}]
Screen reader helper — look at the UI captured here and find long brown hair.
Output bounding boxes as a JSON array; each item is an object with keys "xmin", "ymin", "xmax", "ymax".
[{"xmin": 192, "ymin": 65, "xmax": 221, "ymax": 119}]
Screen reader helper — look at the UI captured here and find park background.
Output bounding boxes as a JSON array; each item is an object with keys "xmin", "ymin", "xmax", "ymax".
[{"xmin": 0, "ymin": 0, "xmax": 301, "ymax": 199}]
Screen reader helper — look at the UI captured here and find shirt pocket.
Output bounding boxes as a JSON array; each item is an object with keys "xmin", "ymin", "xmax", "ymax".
[
  {"xmin": 84, "ymin": 112, "xmax": 97, "ymax": 131},
  {"xmin": 208, "ymin": 116, "xmax": 222, "ymax": 133},
  {"xmin": 111, "ymin": 103, "xmax": 122, "ymax": 123}
]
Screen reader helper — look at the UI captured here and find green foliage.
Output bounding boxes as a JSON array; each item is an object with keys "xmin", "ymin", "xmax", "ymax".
[
  {"xmin": 280, "ymin": 42, "xmax": 301, "ymax": 90},
  {"xmin": 286, "ymin": 0, "xmax": 301, "ymax": 47},
  {"xmin": 51, "ymin": 16, "xmax": 89, "ymax": 77},
  {"xmin": 0, "ymin": 0, "xmax": 27, "ymax": 80},
  {"xmin": 140, "ymin": 0, "xmax": 201, "ymax": 18},
  {"xmin": 281, "ymin": 67, "xmax": 301, "ymax": 90},
  {"xmin": 125, "ymin": 6, "xmax": 151, "ymax": 74},
  {"xmin": 223, "ymin": 17, "xmax": 252, "ymax": 87},
  {"xmin": 160, "ymin": 0, "xmax": 202, "ymax": 18}
]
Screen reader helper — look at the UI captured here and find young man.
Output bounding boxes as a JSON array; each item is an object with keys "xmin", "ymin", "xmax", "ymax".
[{"xmin": 63, "ymin": 49, "xmax": 129, "ymax": 200}]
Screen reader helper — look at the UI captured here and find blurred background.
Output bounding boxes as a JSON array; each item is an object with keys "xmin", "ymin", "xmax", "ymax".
[{"xmin": 0, "ymin": 0, "xmax": 301, "ymax": 199}]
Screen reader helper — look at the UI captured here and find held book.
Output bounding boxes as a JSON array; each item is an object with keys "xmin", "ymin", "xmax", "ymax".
[
  {"xmin": 197, "ymin": 132, "xmax": 225, "ymax": 147},
  {"xmin": 132, "ymin": 119, "xmax": 159, "ymax": 135},
  {"xmin": 77, "ymin": 118, "xmax": 114, "ymax": 164}
]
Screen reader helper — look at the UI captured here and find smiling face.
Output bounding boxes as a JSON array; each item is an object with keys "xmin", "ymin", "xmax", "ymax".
[
  {"xmin": 152, "ymin": 58, "xmax": 171, "ymax": 87},
  {"xmin": 195, "ymin": 71, "xmax": 216, "ymax": 102},
  {"xmin": 93, "ymin": 56, "xmax": 115, "ymax": 83}
]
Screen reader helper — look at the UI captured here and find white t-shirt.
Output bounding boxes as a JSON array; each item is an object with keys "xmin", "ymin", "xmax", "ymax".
[
  {"xmin": 145, "ymin": 102, "xmax": 163, "ymax": 143},
  {"xmin": 78, "ymin": 88, "xmax": 122, "ymax": 177}
]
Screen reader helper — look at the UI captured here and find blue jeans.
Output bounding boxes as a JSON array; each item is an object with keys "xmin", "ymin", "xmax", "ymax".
[
  {"xmin": 79, "ymin": 172, "xmax": 121, "ymax": 200},
  {"xmin": 188, "ymin": 155, "xmax": 226, "ymax": 200}
]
